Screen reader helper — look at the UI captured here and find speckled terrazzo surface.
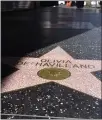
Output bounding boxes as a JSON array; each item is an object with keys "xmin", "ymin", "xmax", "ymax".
[
  {"xmin": 92, "ymin": 70, "xmax": 102, "ymax": 81},
  {"xmin": 1, "ymin": 7, "xmax": 102, "ymax": 119},
  {"xmin": 27, "ymin": 26, "xmax": 102, "ymax": 60},
  {"xmin": 1, "ymin": 83, "xmax": 102, "ymax": 119}
]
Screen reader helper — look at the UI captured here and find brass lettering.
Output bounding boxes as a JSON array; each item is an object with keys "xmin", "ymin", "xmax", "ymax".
[
  {"xmin": 65, "ymin": 63, "xmax": 68, "ymax": 67},
  {"xmin": 73, "ymin": 64, "xmax": 79, "ymax": 68},
  {"xmin": 65, "ymin": 60, "xmax": 72, "ymax": 64},
  {"xmin": 62, "ymin": 60, "xmax": 65, "ymax": 63},
  {"xmin": 48, "ymin": 59, "xmax": 55, "ymax": 63},
  {"xmin": 36, "ymin": 62, "xmax": 42, "ymax": 66},
  {"xmin": 59, "ymin": 63, "xmax": 64, "ymax": 67},
  {"xmin": 23, "ymin": 62, "xmax": 29, "ymax": 65},
  {"xmin": 88, "ymin": 65, "xmax": 95, "ymax": 69},
  {"xmin": 56, "ymin": 60, "xmax": 62, "ymax": 63},
  {"xmin": 49, "ymin": 62, "xmax": 55, "ymax": 67},
  {"xmin": 65, "ymin": 63, "xmax": 71, "ymax": 68},
  {"xmin": 43, "ymin": 63, "xmax": 49, "ymax": 67},
  {"xmin": 56, "ymin": 63, "xmax": 59, "ymax": 67},
  {"xmin": 41, "ymin": 59, "xmax": 47, "ymax": 62},
  {"xmin": 80, "ymin": 64, "xmax": 87, "ymax": 68}
]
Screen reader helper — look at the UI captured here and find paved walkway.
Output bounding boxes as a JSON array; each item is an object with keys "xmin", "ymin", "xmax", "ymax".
[{"xmin": 1, "ymin": 7, "xmax": 102, "ymax": 119}]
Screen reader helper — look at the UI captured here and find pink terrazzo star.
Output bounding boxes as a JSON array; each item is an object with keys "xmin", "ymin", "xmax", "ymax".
[{"xmin": 2, "ymin": 46, "xmax": 102, "ymax": 99}]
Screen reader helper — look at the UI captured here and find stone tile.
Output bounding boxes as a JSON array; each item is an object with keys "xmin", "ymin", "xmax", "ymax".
[
  {"xmin": 27, "ymin": 27, "xmax": 101, "ymax": 60},
  {"xmin": 1, "ymin": 82, "xmax": 102, "ymax": 119}
]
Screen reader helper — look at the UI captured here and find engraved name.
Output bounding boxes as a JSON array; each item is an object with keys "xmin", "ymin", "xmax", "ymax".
[{"xmin": 17, "ymin": 59, "xmax": 95, "ymax": 69}]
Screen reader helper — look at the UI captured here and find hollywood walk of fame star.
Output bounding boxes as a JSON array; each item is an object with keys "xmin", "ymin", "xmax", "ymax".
[{"xmin": 2, "ymin": 46, "xmax": 102, "ymax": 99}]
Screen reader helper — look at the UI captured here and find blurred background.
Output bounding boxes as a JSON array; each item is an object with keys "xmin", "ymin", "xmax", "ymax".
[{"xmin": 1, "ymin": 1, "xmax": 102, "ymax": 12}]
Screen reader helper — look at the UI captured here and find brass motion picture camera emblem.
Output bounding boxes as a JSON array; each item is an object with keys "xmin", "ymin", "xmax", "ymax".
[{"xmin": 37, "ymin": 68, "xmax": 71, "ymax": 80}]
